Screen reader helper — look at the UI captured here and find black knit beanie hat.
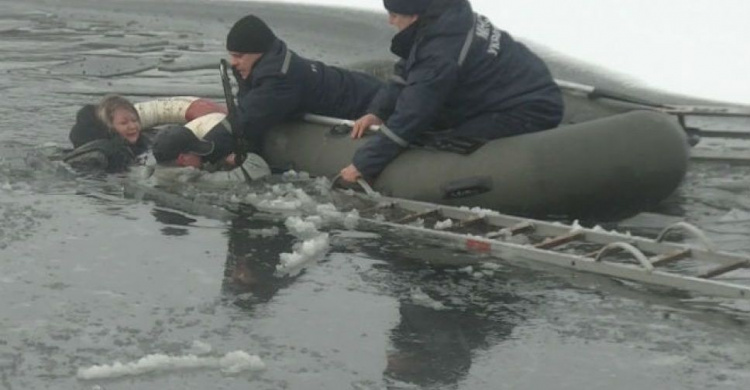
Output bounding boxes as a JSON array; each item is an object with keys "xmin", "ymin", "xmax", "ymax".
[
  {"xmin": 226, "ymin": 15, "xmax": 277, "ymax": 53},
  {"xmin": 383, "ymin": 0, "xmax": 433, "ymax": 15}
]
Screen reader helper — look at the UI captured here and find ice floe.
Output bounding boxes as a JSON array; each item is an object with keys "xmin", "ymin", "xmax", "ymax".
[{"xmin": 77, "ymin": 350, "xmax": 265, "ymax": 380}]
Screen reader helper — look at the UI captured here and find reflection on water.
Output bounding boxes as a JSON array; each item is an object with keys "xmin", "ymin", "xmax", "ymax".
[
  {"xmin": 218, "ymin": 212, "xmax": 531, "ymax": 387},
  {"xmin": 380, "ymin": 270, "xmax": 525, "ymax": 387},
  {"xmin": 221, "ymin": 217, "xmax": 299, "ymax": 308}
]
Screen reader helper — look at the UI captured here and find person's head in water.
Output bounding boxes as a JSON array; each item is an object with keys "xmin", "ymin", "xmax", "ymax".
[
  {"xmin": 152, "ymin": 125, "xmax": 215, "ymax": 168},
  {"xmin": 383, "ymin": 0, "xmax": 432, "ymax": 31},
  {"xmin": 226, "ymin": 15, "xmax": 277, "ymax": 80},
  {"xmin": 97, "ymin": 94, "xmax": 141, "ymax": 145}
]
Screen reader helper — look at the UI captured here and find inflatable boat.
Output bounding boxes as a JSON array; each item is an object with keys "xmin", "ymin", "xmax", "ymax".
[
  {"xmin": 262, "ymin": 109, "xmax": 689, "ymax": 219},
  {"xmin": 67, "ymin": 95, "xmax": 689, "ymax": 219}
]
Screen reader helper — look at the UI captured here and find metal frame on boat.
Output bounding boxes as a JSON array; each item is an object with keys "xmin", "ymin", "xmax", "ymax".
[{"xmin": 556, "ymin": 79, "xmax": 750, "ymax": 164}]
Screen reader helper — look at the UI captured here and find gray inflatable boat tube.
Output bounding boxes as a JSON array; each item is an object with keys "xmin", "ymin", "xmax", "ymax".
[{"xmin": 263, "ymin": 110, "xmax": 689, "ymax": 218}]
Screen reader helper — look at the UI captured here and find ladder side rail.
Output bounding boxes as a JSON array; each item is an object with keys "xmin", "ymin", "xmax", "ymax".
[
  {"xmin": 513, "ymin": 248, "xmax": 750, "ymax": 300},
  {"xmin": 481, "ymin": 214, "xmax": 580, "ymax": 236},
  {"xmin": 431, "ymin": 207, "xmax": 525, "ymax": 228}
]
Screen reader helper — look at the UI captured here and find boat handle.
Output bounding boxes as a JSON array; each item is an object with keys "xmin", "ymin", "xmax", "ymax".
[
  {"xmin": 330, "ymin": 174, "xmax": 377, "ymax": 197},
  {"xmin": 595, "ymin": 242, "xmax": 654, "ymax": 271},
  {"xmin": 656, "ymin": 222, "xmax": 716, "ymax": 252},
  {"xmin": 355, "ymin": 179, "xmax": 376, "ymax": 196}
]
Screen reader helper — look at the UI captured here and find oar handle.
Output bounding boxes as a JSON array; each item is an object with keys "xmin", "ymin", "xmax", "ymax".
[
  {"xmin": 303, "ymin": 113, "xmax": 381, "ymax": 132},
  {"xmin": 554, "ymin": 78, "xmax": 666, "ymax": 109}
]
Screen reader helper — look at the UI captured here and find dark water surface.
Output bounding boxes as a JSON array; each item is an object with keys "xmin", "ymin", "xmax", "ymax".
[{"xmin": 2, "ymin": 1, "xmax": 750, "ymax": 389}]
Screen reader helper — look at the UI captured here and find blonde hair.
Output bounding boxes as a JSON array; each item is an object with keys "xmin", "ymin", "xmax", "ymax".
[{"xmin": 96, "ymin": 94, "xmax": 140, "ymax": 131}]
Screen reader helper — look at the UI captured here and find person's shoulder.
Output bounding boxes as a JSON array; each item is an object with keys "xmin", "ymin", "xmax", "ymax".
[
  {"xmin": 63, "ymin": 148, "xmax": 109, "ymax": 172},
  {"xmin": 73, "ymin": 104, "xmax": 103, "ymax": 129},
  {"xmin": 70, "ymin": 104, "xmax": 109, "ymax": 148},
  {"xmin": 75, "ymin": 104, "xmax": 97, "ymax": 117},
  {"xmin": 255, "ymin": 39, "xmax": 301, "ymax": 78}
]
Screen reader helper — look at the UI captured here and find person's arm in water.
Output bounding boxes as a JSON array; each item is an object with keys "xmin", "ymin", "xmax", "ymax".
[{"xmin": 201, "ymin": 153, "xmax": 271, "ymax": 184}]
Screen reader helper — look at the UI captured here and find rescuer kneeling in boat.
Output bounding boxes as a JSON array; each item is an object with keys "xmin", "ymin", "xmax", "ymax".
[
  {"xmin": 150, "ymin": 125, "xmax": 270, "ymax": 185},
  {"xmin": 340, "ymin": 0, "xmax": 564, "ymax": 183},
  {"xmin": 225, "ymin": 14, "xmax": 385, "ymax": 153}
]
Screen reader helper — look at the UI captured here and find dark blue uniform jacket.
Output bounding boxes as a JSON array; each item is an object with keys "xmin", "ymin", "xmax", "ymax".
[
  {"xmin": 353, "ymin": 0, "xmax": 564, "ymax": 177},
  {"xmin": 234, "ymin": 39, "xmax": 384, "ymax": 151}
]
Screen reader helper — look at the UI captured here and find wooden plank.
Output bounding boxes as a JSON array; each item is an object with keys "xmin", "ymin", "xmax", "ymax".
[
  {"xmin": 650, "ymin": 249, "xmax": 692, "ymax": 267},
  {"xmin": 454, "ymin": 216, "xmax": 485, "ymax": 229},
  {"xmin": 396, "ymin": 209, "xmax": 441, "ymax": 224},
  {"xmin": 486, "ymin": 221, "xmax": 535, "ymax": 239},
  {"xmin": 535, "ymin": 231, "xmax": 584, "ymax": 250},
  {"xmin": 359, "ymin": 202, "xmax": 395, "ymax": 215},
  {"xmin": 699, "ymin": 260, "xmax": 750, "ymax": 279}
]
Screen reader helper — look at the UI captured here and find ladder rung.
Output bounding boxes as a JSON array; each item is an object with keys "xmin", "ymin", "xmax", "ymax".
[
  {"xmin": 535, "ymin": 231, "xmax": 584, "ymax": 250},
  {"xmin": 487, "ymin": 221, "xmax": 535, "ymax": 239},
  {"xmin": 453, "ymin": 216, "xmax": 485, "ymax": 229},
  {"xmin": 699, "ymin": 260, "xmax": 750, "ymax": 279},
  {"xmin": 360, "ymin": 202, "xmax": 395, "ymax": 215},
  {"xmin": 396, "ymin": 209, "xmax": 441, "ymax": 224},
  {"xmin": 583, "ymin": 243, "xmax": 639, "ymax": 259},
  {"xmin": 650, "ymin": 249, "xmax": 692, "ymax": 267}
]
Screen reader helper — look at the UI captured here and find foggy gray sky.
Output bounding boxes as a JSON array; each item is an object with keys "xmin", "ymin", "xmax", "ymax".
[{"xmin": 250, "ymin": 0, "xmax": 750, "ymax": 104}]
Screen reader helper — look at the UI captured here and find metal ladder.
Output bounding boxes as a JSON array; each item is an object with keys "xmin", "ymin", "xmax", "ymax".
[
  {"xmin": 339, "ymin": 184, "xmax": 750, "ymax": 300},
  {"xmin": 125, "ymin": 173, "xmax": 750, "ymax": 300}
]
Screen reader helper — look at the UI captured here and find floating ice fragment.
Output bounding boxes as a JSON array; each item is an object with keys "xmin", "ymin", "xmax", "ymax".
[
  {"xmin": 343, "ymin": 209, "xmax": 360, "ymax": 230},
  {"xmin": 458, "ymin": 206, "xmax": 500, "ymax": 217},
  {"xmin": 410, "ymin": 287, "xmax": 446, "ymax": 310},
  {"xmin": 76, "ymin": 351, "xmax": 265, "ymax": 380},
  {"xmin": 434, "ymin": 219, "xmax": 453, "ymax": 230},
  {"xmin": 285, "ymin": 216, "xmax": 321, "ymax": 239},
  {"xmin": 277, "ymin": 233, "xmax": 330, "ymax": 275},
  {"xmin": 480, "ymin": 262, "xmax": 502, "ymax": 270},
  {"xmin": 188, "ymin": 340, "xmax": 213, "ymax": 355}
]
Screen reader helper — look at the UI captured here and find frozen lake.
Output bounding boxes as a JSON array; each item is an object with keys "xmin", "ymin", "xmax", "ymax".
[{"xmin": 1, "ymin": 1, "xmax": 750, "ymax": 389}]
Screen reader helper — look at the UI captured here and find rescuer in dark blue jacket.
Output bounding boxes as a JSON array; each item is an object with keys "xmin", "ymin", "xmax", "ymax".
[
  {"xmin": 340, "ymin": 0, "xmax": 564, "ymax": 182},
  {"xmin": 226, "ymin": 15, "xmax": 385, "ymax": 152}
]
